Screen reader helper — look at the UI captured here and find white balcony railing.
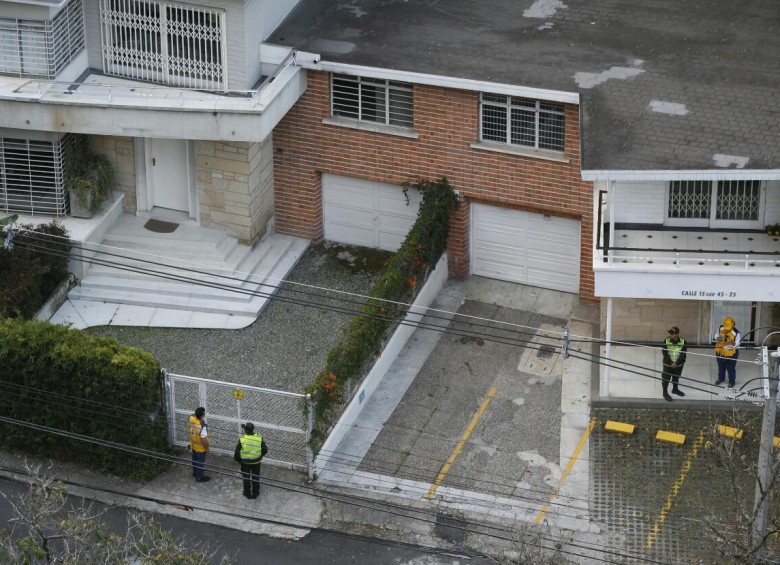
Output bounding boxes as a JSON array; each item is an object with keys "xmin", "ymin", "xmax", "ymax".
[{"xmin": 594, "ymin": 228, "xmax": 780, "ymax": 273}]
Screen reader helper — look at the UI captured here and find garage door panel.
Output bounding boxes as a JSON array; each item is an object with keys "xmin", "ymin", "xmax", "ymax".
[
  {"xmin": 471, "ymin": 203, "xmax": 580, "ymax": 293},
  {"xmin": 323, "ymin": 175, "xmax": 420, "ymax": 251}
]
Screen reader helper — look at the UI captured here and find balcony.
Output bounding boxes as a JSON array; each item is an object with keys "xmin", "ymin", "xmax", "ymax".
[
  {"xmin": 0, "ymin": 51, "xmax": 305, "ymax": 142},
  {"xmin": 594, "ymin": 226, "xmax": 780, "ymax": 301}
]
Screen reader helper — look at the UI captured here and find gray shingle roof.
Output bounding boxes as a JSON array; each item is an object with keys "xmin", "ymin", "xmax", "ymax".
[{"xmin": 270, "ymin": 0, "xmax": 780, "ymax": 172}]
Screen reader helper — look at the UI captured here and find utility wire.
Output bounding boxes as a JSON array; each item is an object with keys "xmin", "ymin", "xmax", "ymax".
[{"xmin": 0, "ymin": 413, "xmax": 670, "ymax": 565}]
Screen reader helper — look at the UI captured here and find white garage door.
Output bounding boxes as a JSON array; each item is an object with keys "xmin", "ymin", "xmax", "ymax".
[
  {"xmin": 471, "ymin": 204, "xmax": 581, "ymax": 293},
  {"xmin": 323, "ymin": 174, "xmax": 421, "ymax": 251}
]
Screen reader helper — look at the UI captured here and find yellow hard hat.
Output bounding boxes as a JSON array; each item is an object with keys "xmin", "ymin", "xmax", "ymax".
[{"xmin": 723, "ymin": 317, "xmax": 735, "ymax": 330}]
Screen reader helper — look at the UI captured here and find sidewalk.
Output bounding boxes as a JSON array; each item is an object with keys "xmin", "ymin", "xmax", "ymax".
[{"xmin": 598, "ymin": 344, "xmax": 767, "ymax": 404}]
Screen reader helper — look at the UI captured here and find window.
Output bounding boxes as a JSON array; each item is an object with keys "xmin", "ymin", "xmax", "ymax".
[
  {"xmin": 0, "ymin": 0, "xmax": 84, "ymax": 78},
  {"xmin": 331, "ymin": 74, "xmax": 414, "ymax": 128},
  {"xmin": 101, "ymin": 0, "xmax": 225, "ymax": 89},
  {"xmin": 667, "ymin": 180, "xmax": 763, "ymax": 228},
  {"xmin": 0, "ymin": 136, "xmax": 67, "ymax": 217},
  {"xmin": 480, "ymin": 94, "xmax": 565, "ymax": 151}
]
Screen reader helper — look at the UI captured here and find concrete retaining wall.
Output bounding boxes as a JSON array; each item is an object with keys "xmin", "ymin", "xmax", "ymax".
[{"xmin": 313, "ymin": 252, "xmax": 449, "ymax": 478}]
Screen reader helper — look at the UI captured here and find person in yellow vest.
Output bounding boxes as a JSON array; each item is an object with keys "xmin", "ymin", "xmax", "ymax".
[
  {"xmin": 661, "ymin": 326, "xmax": 687, "ymax": 402},
  {"xmin": 188, "ymin": 407, "xmax": 210, "ymax": 483},
  {"xmin": 234, "ymin": 422, "xmax": 268, "ymax": 499},
  {"xmin": 714, "ymin": 316, "xmax": 741, "ymax": 388}
]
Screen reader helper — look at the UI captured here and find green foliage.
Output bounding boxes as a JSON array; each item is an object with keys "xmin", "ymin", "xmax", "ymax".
[
  {"xmin": 65, "ymin": 134, "xmax": 113, "ymax": 213},
  {"xmin": 306, "ymin": 177, "xmax": 459, "ymax": 447},
  {"xmin": 0, "ymin": 318, "xmax": 171, "ymax": 480},
  {"xmin": 0, "ymin": 221, "xmax": 70, "ymax": 319}
]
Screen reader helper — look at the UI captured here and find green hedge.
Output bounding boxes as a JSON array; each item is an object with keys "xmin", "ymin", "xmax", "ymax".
[
  {"xmin": 0, "ymin": 318, "xmax": 172, "ymax": 480},
  {"xmin": 307, "ymin": 177, "xmax": 459, "ymax": 447},
  {"xmin": 0, "ymin": 221, "xmax": 70, "ymax": 319}
]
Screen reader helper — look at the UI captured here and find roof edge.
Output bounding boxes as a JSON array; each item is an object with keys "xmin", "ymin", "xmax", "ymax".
[
  {"xmin": 293, "ymin": 51, "xmax": 580, "ymax": 105},
  {"xmin": 582, "ymin": 169, "xmax": 780, "ymax": 182}
]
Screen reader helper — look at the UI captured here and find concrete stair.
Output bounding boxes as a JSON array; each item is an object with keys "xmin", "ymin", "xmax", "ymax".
[{"xmin": 68, "ymin": 215, "xmax": 309, "ymax": 318}]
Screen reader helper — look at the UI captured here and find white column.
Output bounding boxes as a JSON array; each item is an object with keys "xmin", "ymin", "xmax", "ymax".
[{"xmin": 604, "ymin": 297, "xmax": 613, "ymax": 397}]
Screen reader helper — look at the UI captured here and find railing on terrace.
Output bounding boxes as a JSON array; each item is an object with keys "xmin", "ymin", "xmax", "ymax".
[
  {"xmin": 595, "ymin": 190, "xmax": 780, "ymax": 271},
  {"xmin": 9, "ymin": 51, "xmax": 297, "ymax": 111}
]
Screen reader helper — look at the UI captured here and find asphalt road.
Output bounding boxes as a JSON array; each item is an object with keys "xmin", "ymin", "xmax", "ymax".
[{"xmin": 0, "ymin": 477, "xmax": 491, "ymax": 565}]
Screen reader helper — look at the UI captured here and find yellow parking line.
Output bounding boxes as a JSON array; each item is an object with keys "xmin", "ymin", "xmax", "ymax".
[
  {"xmin": 425, "ymin": 387, "xmax": 497, "ymax": 500},
  {"xmin": 534, "ymin": 418, "xmax": 596, "ymax": 525},
  {"xmin": 645, "ymin": 431, "xmax": 705, "ymax": 549}
]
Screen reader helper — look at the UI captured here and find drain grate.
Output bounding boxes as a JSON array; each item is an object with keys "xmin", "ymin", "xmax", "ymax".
[{"xmin": 537, "ymin": 345, "xmax": 555, "ymax": 359}]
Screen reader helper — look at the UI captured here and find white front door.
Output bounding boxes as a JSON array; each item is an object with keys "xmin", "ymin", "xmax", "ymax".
[{"xmin": 147, "ymin": 139, "xmax": 191, "ymax": 213}]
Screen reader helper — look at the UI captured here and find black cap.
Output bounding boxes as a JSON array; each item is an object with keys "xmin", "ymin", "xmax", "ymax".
[{"xmin": 668, "ymin": 326, "xmax": 680, "ymax": 335}]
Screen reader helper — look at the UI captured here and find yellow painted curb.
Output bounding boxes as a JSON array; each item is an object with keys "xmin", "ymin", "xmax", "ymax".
[{"xmin": 605, "ymin": 420, "xmax": 635, "ymax": 435}]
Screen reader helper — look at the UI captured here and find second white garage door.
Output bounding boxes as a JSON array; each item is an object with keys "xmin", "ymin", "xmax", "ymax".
[
  {"xmin": 471, "ymin": 204, "xmax": 581, "ymax": 293},
  {"xmin": 323, "ymin": 174, "xmax": 421, "ymax": 251}
]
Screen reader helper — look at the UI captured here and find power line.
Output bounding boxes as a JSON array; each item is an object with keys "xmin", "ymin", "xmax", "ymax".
[{"xmin": 0, "ymin": 413, "xmax": 672, "ymax": 565}]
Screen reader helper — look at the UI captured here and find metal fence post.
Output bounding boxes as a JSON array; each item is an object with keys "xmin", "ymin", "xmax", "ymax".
[
  {"xmin": 306, "ymin": 393, "xmax": 315, "ymax": 481},
  {"xmin": 161, "ymin": 368, "xmax": 174, "ymax": 448}
]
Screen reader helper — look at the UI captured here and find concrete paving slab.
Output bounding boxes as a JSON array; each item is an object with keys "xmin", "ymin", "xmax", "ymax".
[
  {"xmin": 187, "ymin": 312, "xmax": 230, "ymax": 329},
  {"xmin": 48, "ymin": 300, "xmax": 86, "ymax": 328},
  {"xmin": 70, "ymin": 299, "xmax": 118, "ymax": 327},
  {"xmin": 111, "ymin": 304, "xmax": 155, "ymax": 326},
  {"xmin": 149, "ymin": 308, "xmax": 192, "ymax": 327}
]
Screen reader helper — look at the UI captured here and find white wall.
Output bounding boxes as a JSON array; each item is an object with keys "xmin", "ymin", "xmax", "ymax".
[
  {"xmin": 613, "ymin": 181, "xmax": 665, "ymax": 224},
  {"xmin": 243, "ymin": 0, "xmax": 299, "ymax": 88},
  {"xmin": 765, "ymin": 180, "xmax": 780, "ymax": 225}
]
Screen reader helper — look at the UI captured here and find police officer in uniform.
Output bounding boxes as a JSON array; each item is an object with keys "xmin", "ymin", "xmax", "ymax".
[
  {"xmin": 661, "ymin": 326, "xmax": 687, "ymax": 402},
  {"xmin": 234, "ymin": 422, "xmax": 268, "ymax": 499}
]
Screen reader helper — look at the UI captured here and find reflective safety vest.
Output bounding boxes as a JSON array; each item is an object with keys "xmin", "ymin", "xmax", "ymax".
[
  {"xmin": 240, "ymin": 433, "xmax": 263, "ymax": 463},
  {"xmin": 665, "ymin": 337, "xmax": 685, "ymax": 362},
  {"xmin": 715, "ymin": 328, "xmax": 738, "ymax": 357},
  {"xmin": 189, "ymin": 415, "xmax": 207, "ymax": 453}
]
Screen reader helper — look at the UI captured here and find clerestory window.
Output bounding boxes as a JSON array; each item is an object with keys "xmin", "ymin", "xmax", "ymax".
[
  {"xmin": 100, "ymin": 0, "xmax": 226, "ymax": 89},
  {"xmin": 667, "ymin": 180, "xmax": 764, "ymax": 229},
  {"xmin": 331, "ymin": 74, "xmax": 414, "ymax": 128},
  {"xmin": 480, "ymin": 94, "xmax": 565, "ymax": 151}
]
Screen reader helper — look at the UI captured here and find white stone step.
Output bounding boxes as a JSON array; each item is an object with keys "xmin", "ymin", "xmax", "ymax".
[{"xmin": 69, "ymin": 233, "xmax": 310, "ymax": 318}]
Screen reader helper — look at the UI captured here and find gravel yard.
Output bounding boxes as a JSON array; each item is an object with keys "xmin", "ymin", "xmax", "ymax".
[{"xmin": 87, "ymin": 241, "xmax": 390, "ymax": 392}]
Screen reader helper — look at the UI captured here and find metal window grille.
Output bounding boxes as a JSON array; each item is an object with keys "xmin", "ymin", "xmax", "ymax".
[
  {"xmin": 0, "ymin": 136, "xmax": 67, "ymax": 217},
  {"xmin": 668, "ymin": 180, "xmax": 711, "ymax": 219},
  {"xmin": 331, "ymin": 74, "xmax": 414, "ymax": 127},
  {"xmin": 668, "ymin": 180, "xmax": 761, "ymax": 223},
  {"xmin": 715, "ymin": 180, "xmax": 761, "ymax": 221},
  {"xmin": 0, "ymin": 0, "xmax": 84, "ymax": 78},
  {"xmin": 100, "ymin": 0, "xmax": 226, "ymax": 89},
  {"xmin": 480, "ymin": 94, "xmax": 565, "ymax": 151}
]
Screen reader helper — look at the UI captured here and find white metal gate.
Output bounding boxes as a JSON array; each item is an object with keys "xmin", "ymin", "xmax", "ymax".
[{"xmin": 163, "ymin": 370, "xmax": 313, "ymax": 476}]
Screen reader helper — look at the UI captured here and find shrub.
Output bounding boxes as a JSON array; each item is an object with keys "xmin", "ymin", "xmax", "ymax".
[
  {"xmin": 0, "ymin": 318, "xmax": 171, "ymax": 480},
  {"xmin": 306, "ymin": 177, "xmax": 459, "ymax": 447},
  {"xmin": 0, "ymin": 221, "xmax": 70, "ymax": 318}
]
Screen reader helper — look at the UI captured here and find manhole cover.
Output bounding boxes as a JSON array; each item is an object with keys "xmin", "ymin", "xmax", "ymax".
[{"xmin": 537, "ymin": 345, "xmax": 555, "ymax": 359}]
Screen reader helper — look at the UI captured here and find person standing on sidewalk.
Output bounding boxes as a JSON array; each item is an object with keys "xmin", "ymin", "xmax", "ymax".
[
  {"xmin": 714, "ymin": 316, "xmax": 741, "ymax": 388},
  {"xmin": 661, "ymin": 326, "xmax": 687, "ymax": 402},
  {"xmin": 234, "ymin": 422, "xmax": 268, "ymax": 499},
  {"xmin": 188, "ymin": 407, "xmax": 210, "ymax": 483}
]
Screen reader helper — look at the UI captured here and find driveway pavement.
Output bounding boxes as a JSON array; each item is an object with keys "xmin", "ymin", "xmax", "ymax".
[{"xmin": 318, "ymin": 276, "xmax": 601, "ymax": 538}]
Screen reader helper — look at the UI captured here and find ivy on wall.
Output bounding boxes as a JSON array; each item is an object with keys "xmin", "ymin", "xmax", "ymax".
[{"xmin": 306, "ymin": 177, "xmax": 459, "ymax": 449}]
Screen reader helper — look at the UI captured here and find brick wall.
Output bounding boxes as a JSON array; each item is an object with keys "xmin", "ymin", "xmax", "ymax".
[{"xmin": 273, "ymin": 71, "xmax": 595, "ymax": 301}]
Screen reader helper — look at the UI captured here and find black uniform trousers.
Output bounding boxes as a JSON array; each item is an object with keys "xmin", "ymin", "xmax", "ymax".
[
  {"xmin": 661, "ymin": 363, "xmax": 683, "ymax": 393},
  {"xmin": 241, "ymin": 462, "xmax": 261, "ymax": 498}
]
